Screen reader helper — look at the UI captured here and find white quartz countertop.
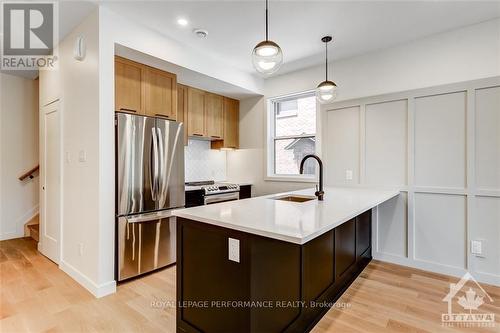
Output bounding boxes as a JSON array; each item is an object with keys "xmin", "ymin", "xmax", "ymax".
[{"xmin": 173, "ymin": 187, "xmax": 400, "ymax": 244}]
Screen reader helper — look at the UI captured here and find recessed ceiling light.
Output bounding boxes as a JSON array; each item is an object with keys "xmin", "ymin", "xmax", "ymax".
[{"xmin": 177, "ymin": 18, "xmax": 188, "ymax": 26}]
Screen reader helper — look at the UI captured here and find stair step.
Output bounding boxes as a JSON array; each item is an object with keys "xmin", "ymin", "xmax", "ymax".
[{"xmin": 28, "ymin": 224, "xmax": 39, "ymax": 242}]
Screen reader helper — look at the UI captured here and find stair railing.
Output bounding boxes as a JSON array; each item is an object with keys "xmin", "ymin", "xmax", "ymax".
[{"xmin": 18, "ymin": 165, "xmax": 39, "ymax": 181}]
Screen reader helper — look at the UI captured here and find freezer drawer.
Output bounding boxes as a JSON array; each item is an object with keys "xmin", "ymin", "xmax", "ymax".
[{"xmin": 117, "ymin": 214, "xmax": 176, "ymax": 281}]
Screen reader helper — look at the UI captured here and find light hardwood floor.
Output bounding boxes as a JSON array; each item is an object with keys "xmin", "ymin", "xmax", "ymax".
[{"xmin": 1, "ymin": 238, "xmax": 499, "ymax": 333}]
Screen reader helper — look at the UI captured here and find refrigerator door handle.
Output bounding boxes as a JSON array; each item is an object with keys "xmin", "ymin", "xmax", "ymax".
[
  {"xmin": 151, "ymin": 127, "xmax": 159, "ymax": 200},
  {"xmin": 125, "ymin": 209, "xmax": 176, "ymax": 223},
  {"xmin": 156, "ymin": 126, "xmax": 165, "ymax": 205}
]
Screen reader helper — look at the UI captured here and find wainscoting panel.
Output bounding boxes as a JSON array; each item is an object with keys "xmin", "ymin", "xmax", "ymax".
[
  {"xmin": 323, "ymin": 77, "xmax": 500, "ymax": 285},
  {"xmin": 365, "ymin": 100, "xmax": 408, "ymax": 186},
  {"xmin": 377, "ymin": 192, "xmax": 407, "ymax": 258},
  {"xmin": 475, "ymin": 86, "xmax": 500, "ymax": 191},
  {"xmin": 325, "ymin": 106, "xmax": 360, "ymax": 186},
  {"xmin": 472, "ymin": 196, "xmax": 500, "ymax": 277},
  {"xmin": 414, "ymin": 92, "xmax": 466, "ymax": 189},
  {"xmin": 414, "ymin": 193, "xmax": 466, "ymax": 269}
]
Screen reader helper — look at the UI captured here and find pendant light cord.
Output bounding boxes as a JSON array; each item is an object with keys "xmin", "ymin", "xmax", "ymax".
[
  {"xmin": 325, "ymin": 40, "xmax": 328, "ymax": 81},
  {"xmin": 265, "ymin": 0, "xmax": 269, "ymax": 41}
]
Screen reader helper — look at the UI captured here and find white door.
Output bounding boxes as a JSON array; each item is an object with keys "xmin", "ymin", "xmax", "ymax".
[{"xmin": 40, "ymin": 101, "xmax": 61, "ymax": 263}]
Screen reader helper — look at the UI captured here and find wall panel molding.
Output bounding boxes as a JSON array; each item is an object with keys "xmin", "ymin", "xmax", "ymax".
[{"xmin": 323, "ymin": 76, "xmax": 500, "ymax": 286}]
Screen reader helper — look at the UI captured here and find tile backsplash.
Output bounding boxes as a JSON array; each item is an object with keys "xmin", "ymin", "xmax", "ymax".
[{"xmin": 185, "ymin": 139, "xmax": 227, "ymax": 182}]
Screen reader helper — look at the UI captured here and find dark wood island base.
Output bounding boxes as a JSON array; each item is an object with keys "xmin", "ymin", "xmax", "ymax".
[{"xmin": 176, "ymin": 209, "xmax": 372, "ymax": 333}]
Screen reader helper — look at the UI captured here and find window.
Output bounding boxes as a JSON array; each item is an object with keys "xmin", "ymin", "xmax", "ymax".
[{"xmin": 267, "ymin": 92, "xmax": 317, "ymax": 180}]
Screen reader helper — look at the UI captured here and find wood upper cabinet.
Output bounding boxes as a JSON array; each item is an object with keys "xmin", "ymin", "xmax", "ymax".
[
  {"xmin": 177, "ymin": 84, "xmax": 189, "ymax": 145},
  {"xmin": 187, "ymin": 87, "xmax": 206, "ymax": 137},
  {"xmin": 115, "ymin": 56, "xmax": 177, "ymax": 120},
  {"xmin": 205, "ymin": 93, "xmax": 224, "ymax": 139},
  {"xmin": 144, "ymin": 67, "xmax": 177, "ymax": 119},
  {"xmin": 212, "ymin": 97, "xmax": 239, "ymax": 149},
  {"xmin": 115, "ymin": 57, "xmax": 143, "ymax": 113}
]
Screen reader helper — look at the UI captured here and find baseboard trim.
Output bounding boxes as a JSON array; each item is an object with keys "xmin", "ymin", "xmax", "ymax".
[
  {"xmin": 59, "ymin": 260, "xmax": 116, "ymax": 298},
  {"xmin": 373, "ymin": 252, "xmax": 500, "ymax": 287},
  {"xmin": 474, "ymin": 270, "xmax": 500, "ymax": 287},
  {"xmin": 0, "ymin": 230, "xmax": 24, "ymax": 241}
]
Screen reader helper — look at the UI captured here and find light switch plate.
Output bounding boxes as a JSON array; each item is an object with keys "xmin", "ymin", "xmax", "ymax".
[
  {"xmin": 346, "ymin": 170, "xmax": 353, "ymax": 181},
  {"xmin": 228, "ymin": 238, "xmax": 240, "ymax": 263},
  {"xmin": 471, "ymin": 240, "xmax": 483, "ymax": 256},
  {"xmin": 78, "ymin": 150, "xmax": 86, "ymax": 162}
]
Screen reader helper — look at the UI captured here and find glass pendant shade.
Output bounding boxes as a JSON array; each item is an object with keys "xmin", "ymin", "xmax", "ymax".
[
  {"xmin": 252, "ymin": 40, "xmax": 283, "ymax": 75},
  {"xmin": 316, "ymin": 80, "xmax": 337, "ymax": 104},
  {"xmin": 316, "ymin": 36, "xmax": 337, "ymax": 103}
]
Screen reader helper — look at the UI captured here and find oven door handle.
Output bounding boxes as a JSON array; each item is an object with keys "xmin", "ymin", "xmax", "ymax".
[{"xmin": 204, "ymin": 192, "xmax": 240, "ymax": 205}]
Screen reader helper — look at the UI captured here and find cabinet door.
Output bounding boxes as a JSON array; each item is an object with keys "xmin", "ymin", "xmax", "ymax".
[
  {"xmin": 356, "ymin": 210, "xmax": 371, "ymax": 258},
  {"xmin": 115, "ymin": 57, "xmax": 143, "ymax": 114},
  {"xmin": 205, "ymin": 93, "xmax": 224, "ymax": 139},
  {"xmin": 211, "ymin": 97, "xmax": 239, "ymax": 149},
  {"xmin": 335, "ymin": 218, "xmax": 356, "ymax": 278},
  {"xmin": 144, "ymin": 67, "xmax": 177, "ymax": 120},
  {"xmin": 177, "ymin": 84, "xmax": 189, "ymax": 145},
  {"xmin": 187, "ymin": 87, "xmax": 206, "ymax": 137},
  {"xmin": 224, "ymin": 98, "xmax": 239, "ymax": 148}
]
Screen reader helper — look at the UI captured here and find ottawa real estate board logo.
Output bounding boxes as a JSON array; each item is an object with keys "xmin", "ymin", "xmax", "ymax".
[
  {"xmin": 442, "ymin": 272, "xmax": 495, "ymax": 328},
  {"xmin": 1, "ymin": 1, "xmax": 58, "ymax": 70}
]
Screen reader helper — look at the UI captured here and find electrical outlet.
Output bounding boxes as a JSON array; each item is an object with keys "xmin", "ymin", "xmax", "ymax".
[
  {"xmin": 471, "ymin": 240, "xmax": 483, "ymax": 256},
  {"xmin": 78, "ymin": 243, "xmax": 84, "ymax": 256},
  {"xmin": 65, "ymin": 152, "xmax": 72, "ymax": 163},
  {"xmin": 228, "ymin": 238, "xmax": 240, "ymax": 263},
  {"xmin": 345, "ymin": 170, "xmax": 353, "ymax": 181}
]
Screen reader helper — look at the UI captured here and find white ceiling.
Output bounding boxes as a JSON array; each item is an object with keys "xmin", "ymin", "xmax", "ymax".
[{"xmin": 102, "ymin": 0, "xmax": 500, "ymax": 76}]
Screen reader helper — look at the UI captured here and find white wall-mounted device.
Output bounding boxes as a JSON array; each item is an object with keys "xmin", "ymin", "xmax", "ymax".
[{"xmin": 74, "ymin": 36, "xmax": 86, "ymax": 61}]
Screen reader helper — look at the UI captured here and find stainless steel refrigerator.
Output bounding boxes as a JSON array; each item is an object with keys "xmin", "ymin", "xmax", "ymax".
[{"xmin": 115, "ymin": 112, "xmax": 185, "ymax": 281}]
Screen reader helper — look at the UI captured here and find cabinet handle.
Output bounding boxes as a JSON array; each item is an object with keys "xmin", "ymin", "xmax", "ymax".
[
  {"xmin": 119, "ymin": 108, "xmax": 137, "ymax": 113},
  {"xmin": 192, "ymin": 133, "xmax": 203, "ymax": 137},
  {"xmin": 156, "ymin": 114, "xmax": 169, "ymax": 119},
  {"xmin": 210, "ymin": 135, "xmax": 221, "ymax": 139}
]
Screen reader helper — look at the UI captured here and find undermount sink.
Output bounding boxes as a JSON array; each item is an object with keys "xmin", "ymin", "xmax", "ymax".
[{"xmin": 272, "ymin": 194, "xmax": 317, "ymax": 203}]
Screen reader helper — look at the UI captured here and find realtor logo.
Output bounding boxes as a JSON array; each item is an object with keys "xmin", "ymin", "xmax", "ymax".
[
  {"xmin": 1, "ymin": 2, "xmax": 58, "ymax": 70},
  {"xmin": 442, "ymin": 272, "xmax": 495, "ymax": 328}
]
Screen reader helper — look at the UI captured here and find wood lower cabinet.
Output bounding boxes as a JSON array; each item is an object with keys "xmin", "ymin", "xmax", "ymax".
[
  {"xmin": 205, "ymin": 93, "xmax": 224, "ymax": 139},
  {"xmin": 187, "ymin": 87, "xmax": 206, "ymax": 137},
  {"xmin": 144, "ymin": 67, "xmax": 177, "ymax": 119},
  {"xmin": 115, "ymin": 57, "xmax": 143, "ymax": 114},
  {"xmin": 212, "ymin": 97, "xmax": 239, "ymax": 149},
  {"xmin": 177, "ymin": 84, "xmax": 189, "ymax": 145}
]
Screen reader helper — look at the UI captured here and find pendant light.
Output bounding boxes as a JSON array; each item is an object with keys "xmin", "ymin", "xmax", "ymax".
[
  {"xmin": 252, "ymin": 0, "xmax": 283, "ymax": 75},
  {"xmin": 316, "ymin": 36, "xmax": 337, "ymax": 103}
]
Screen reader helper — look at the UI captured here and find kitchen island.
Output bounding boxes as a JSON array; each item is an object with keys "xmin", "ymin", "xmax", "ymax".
[{"xmin": 173, "ymin": 187, "xmax": 400, "ymax": 333}]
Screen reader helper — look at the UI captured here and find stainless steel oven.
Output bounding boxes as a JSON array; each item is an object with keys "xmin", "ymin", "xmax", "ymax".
[{"xmin": 204, "ymin": 191, "xmax": 240, "ymax": 205}]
